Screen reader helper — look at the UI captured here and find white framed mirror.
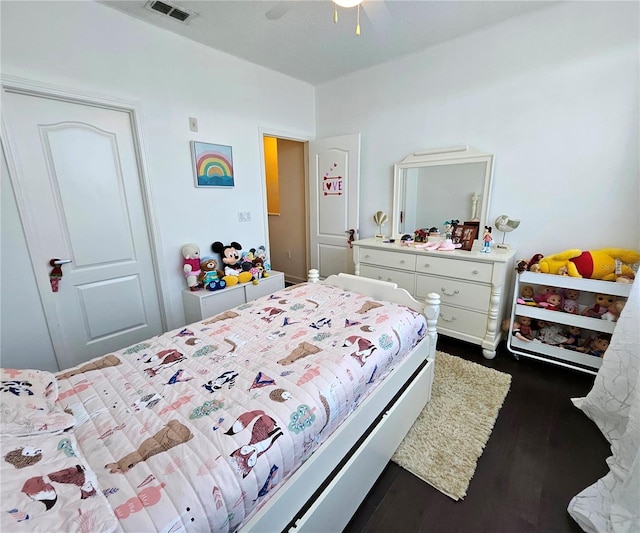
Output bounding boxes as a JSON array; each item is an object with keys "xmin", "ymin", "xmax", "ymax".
[{"xmin": 391, "ymin": 146, "xmax": 494, "ymax": 241}]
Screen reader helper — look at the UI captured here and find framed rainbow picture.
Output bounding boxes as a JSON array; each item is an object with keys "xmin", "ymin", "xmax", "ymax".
[{"xmin": 191, "ymin": 141, "xmax": 234, "ymax": 188}]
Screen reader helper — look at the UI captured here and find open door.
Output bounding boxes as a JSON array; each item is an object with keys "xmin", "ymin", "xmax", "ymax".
[{"xmin": 308, "ymin": 134, "xmax": 361, "ymax": 278}]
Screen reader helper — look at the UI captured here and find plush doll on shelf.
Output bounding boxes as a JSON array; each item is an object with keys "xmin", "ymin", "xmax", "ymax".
[
  {"xmin": 562, "ymin": 288, "xmax": 580, "ymax": 314},
  {"xmin": 602, "ymin": 300, "xmax": 625, "ymax": 322},
  {"xmin": 560, "ymin": 325, "xmax": 583, "ymax": 350},
  {"xmin": 538, "ymin": 292, "xmax": 563, "ymax": 311},
  {"xmin": 537, "ymin": 248, "xmax": 640, "ymax": 281},
  {"xmin": 181, "ymin": 243, "xmax": 202, "ymax": 291},
  {"xmin": 582, "ymin": 293, "xmax": 617, "ymax": 319},
  {"xmin": 533, "ymin": 320, "xmax": 568, "ymax": 345},
  {"xmin": 198, "ymin": 258, "xmax": 226, "ymax": 291},
  {"xmin": 516, "ymin": 285, "xmax": 537, "ymax": 306},
  {"xmin": 211, "ymin": 241, "xmax": 257, "ymax": 286},
  {"xmin": 577, "ymin": 334, "xmax": 611, "ymax": 358},
  {"xmin": 253, "ymin": 246, "xmax": 272, "ymax": 272},
  {"xmin": 511, "ymin": 318, "xmax": 531, "ymax": 342}
]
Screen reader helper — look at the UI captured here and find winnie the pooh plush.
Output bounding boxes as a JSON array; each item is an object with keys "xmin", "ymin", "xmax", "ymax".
[{"xmin": 537, "ymin": 248, "xmax": 640, "ymax": 281}]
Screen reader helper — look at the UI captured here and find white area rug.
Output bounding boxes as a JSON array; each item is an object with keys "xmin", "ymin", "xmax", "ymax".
[{"xmin": 392, "ymin": 351, "xmax": 512, "ymax": 500}]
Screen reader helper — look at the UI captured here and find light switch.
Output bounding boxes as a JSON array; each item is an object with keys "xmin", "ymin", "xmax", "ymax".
[{"xmin": 189, "ymin": 117, "xmax": 198, "ymax": 132}]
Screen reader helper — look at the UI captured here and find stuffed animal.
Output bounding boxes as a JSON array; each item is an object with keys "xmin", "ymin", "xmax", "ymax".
[
  {"xmin": 537, "ymin": 248, "xmax": 640, "ymax": 281},
  {"xmin": 211, "ymin": 241, "xmax": 256, "ymax": 286},
  {"xmin": 562, "ymin": 288, "xmax": 580, "ymax": 314},
  {"xmin": 181, "ymin": 243, "xmax": 201, "ymax": 291},
  {"xmin": 198, "ymin": 258, "xmax": 226, "ymax": 291}
]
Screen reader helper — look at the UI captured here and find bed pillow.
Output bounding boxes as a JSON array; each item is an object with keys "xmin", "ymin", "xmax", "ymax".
[{"xmin": 0, "ymin": 368, "xmax": 75, "ymax": 436}]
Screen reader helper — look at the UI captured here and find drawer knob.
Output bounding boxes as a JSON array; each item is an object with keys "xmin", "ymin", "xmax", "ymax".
[
  {"xmin": 439, "ymin": 313, "xmax": 457, "ymax": 322},
  {"xmin": 400, "ymin": 260, "xmax": 405, "ymax": 264},
  {"xmin": 377, "ymin": 276, "xmax": 382, "ymax": 280},
  {"xmin": 387, "ymin": 278, "xmax": 393, "ymax": 282},
  {"xmin": 472, "ymin": 269, "xmax": 479, "ymax": 275},
  {"xmin": 365, "ymin": 254, "xmax": 371, "ymax": 259},
  {"xmin": 423, "ymin": 263, "xmax": 430, "ymax": 268},
  {"xmin": 441, "ymin": 287, "xmax": 460, "ymax": 296}
]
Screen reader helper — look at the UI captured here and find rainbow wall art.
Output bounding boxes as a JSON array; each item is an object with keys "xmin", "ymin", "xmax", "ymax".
[{"xmin": 191, "ymin": 141, "xmax": 234, "ymax": 188}]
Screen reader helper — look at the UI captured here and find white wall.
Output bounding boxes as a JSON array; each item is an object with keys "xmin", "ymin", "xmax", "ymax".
[
  {"xmin": 316, "ymin": 1, "xmax": 640, "ymax": 261},
  {"xmin": 0, "ymin": 1, "xmax": 315, "ymax": 370}
]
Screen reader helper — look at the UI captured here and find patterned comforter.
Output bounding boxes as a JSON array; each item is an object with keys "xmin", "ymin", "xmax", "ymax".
[{"xmin": 15, "ymin": 282, "xmax": 427, "ymax": 532}]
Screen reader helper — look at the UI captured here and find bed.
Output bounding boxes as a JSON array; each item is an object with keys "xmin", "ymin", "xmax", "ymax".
[{"xmin": 1, "ymin": 271, "xmax": 440, "ymax": 532}]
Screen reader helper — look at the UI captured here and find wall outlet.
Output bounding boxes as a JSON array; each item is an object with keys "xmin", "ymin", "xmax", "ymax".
[
  {"xmin": 286, "ymin": 250, "xmax": 291, "ymax": 259},
  {"xmin": 237, "ymin": 211, "xmax": 251, "ymax": 222}
]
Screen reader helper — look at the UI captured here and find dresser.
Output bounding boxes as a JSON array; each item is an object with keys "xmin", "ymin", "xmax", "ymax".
[
  {"xmin": 352, "ymin": 239, "xmax": 516, "ymax": 358},
  {"xmin": 182, "ymin": 271, "xmax": 285, "ymax": 324}
]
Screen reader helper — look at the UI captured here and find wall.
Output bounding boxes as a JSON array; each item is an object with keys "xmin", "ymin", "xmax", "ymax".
[
  {"xmin": 315, "ymin": 1, "xmax": 640, "ymax": 261},
  {"xmin": 0, "ymin": 1, "xmax": 315, "ymax": 370}
]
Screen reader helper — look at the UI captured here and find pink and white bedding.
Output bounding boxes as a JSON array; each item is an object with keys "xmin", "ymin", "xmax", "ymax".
[{"xmin": 2, "ymin": 282, "xmax": 427, "ymax": 532}]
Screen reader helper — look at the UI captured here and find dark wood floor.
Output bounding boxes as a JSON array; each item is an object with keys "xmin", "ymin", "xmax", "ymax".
[{"xmin": 344, "ymin": 336, "xmax": 611, "ymax": 533}]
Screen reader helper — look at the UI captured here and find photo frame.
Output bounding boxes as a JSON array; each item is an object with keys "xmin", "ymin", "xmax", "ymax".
[
  {"xmin": 191, "ymin": 141, "xmax": 234, "ymax": 188},
  {"xmin": 452, "ymin": 224, "xmax": 478, "ymax": 251}
]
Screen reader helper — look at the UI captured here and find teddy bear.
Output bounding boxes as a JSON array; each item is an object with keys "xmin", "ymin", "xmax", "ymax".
[
  {"xmin": 537, "ymin": 248, "xmax": 640, "ymax": 281},
  {"xmin": 181, "ymin": 243, "xmax": 201, "ymax": 291},
  {"xmin": 211, "ymin": 241, "xmax": 256, "ymax": 286},
  {"xmin": 198, "ymin": 258, "xmax": 226, "ymax": 291}
]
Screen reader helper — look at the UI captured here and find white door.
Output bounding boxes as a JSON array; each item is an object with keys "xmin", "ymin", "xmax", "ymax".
[
  {"xmin": 2, "ymin": 89, "xmax": 163, "ymax": 370},
  {"xmin": 308, "ymin": 134, "xmax": 360, "ymax": 278}
]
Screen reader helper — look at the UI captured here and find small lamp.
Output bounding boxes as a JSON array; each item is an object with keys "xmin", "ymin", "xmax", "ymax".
[
  {"xmin": 494, "ymin": 215, "xmax": 520, "ymax": 250},
  {"xmin": 373, "ymin": 211, "xmax": 388, "ymax": 239}
]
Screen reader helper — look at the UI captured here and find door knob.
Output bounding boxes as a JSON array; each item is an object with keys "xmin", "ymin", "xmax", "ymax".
[{"xmin": 49, "ymin": 258, "xmax": 71, "ymax": 292}]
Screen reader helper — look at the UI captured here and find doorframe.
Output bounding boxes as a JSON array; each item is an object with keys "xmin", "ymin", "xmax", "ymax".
[
  {"xmin": 257, "ymin": 127, "xmax": 312, "ymax": 281},
  {"xmin": 0, "ymin": 75, "xmax": 169, "ymax": 363}
]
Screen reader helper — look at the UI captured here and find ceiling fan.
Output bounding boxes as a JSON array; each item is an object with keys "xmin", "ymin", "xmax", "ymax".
[{"xmin": 265, "ymin": 1, "xmax": 391, "ymax": 36}]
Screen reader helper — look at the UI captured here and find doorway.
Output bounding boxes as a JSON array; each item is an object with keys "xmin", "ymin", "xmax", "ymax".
[{"xmin": 264, "ymin": 136, "xmax": 308, "ymax": 285}]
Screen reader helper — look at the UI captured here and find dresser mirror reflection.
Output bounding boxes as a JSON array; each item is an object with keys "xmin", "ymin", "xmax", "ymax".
[{"xmin": 391, "ymin": 146, "xmax": 494, "ymax": 241}]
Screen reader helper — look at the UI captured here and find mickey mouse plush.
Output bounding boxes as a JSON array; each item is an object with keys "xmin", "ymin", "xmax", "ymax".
[{"xmin": 211, "ymin": 241, "xmax": 256, "ymax": 286}]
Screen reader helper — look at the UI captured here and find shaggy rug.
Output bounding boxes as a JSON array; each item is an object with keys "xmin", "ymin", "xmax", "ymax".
[{"xmin": 392, "ymin": 351, "xmax": 512, "ymax": 500}]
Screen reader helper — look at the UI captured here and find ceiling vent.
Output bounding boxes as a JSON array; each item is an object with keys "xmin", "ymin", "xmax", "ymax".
[{"xmin": 146, "ymin": 1, "xmax": 195, "ymax": 23}]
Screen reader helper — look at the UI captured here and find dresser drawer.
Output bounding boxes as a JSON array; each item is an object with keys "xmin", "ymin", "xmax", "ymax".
[
  {"xmin": 358, "ymin": 248, "xmax": 416, "ymax": 271},
  {"xmin": 415, "ymin": 274, "xmax": 491, "ymax": 313},
  {"xmin": 414, "ymin": 255, "xmax": 493, "ymax": 283},
  {"xmin": 201, "ymin": 289, "xmax": 246, "ymax": 318},
  {"xmin": 360, "ymin": 265, "xmax": 416, "ymax": 294},
  {"xmin": 437, "ymin": 304, "xmax": 488, "ymax": 339}
]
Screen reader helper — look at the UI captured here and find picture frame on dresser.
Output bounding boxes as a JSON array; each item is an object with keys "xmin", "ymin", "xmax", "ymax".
[{"xmin": 453, "ymin": 224, "xmax": 478, "ymax": 251}]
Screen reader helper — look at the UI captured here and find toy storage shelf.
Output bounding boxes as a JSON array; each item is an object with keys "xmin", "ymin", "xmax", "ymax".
[{"xmin": 507, "ymin": 271, "xmax": 632, "ymax": 374}]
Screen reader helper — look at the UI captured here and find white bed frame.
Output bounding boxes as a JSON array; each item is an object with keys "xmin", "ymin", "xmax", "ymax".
[{"xmin": 241, "ymin": 271, "xmax": 440, "ymax": 532}]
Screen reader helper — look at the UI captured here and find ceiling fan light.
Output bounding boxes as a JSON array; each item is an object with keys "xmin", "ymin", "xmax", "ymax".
[{"xmin": 334, "ymin": 0, "xmax": 363, "ymax": 8}]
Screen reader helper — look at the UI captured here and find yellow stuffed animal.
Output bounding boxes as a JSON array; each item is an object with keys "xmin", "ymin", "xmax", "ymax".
[{"xmin": 538, "ymin": 248, "xmax": 640, "ymax": 281}]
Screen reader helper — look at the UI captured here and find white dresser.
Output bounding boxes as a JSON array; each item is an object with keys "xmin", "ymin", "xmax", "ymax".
[
  {"xmin": 352, "ymin": 239, "xmax": 516, "ymax": 358},
  {"xmin": 182, "ymin": 271, "xmax": 285, "ymax": 324}
]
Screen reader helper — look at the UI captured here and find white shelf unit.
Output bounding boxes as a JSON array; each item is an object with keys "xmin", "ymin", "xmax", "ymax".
[
  {"xmin": 182, "ymin": 271, "xmax": 285, "ymax": 323},
  {"xmin": 507, "ymin": 271, "xmax": 632, "ymax": 374}
]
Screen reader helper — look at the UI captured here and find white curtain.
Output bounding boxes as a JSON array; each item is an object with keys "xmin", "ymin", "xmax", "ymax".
[{"xmin": 568, "ymin": 276, "xmax": 640, "ymax": 532}]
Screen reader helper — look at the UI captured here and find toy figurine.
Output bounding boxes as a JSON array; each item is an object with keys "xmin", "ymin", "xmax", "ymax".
[{"xmin": 481, "ymin": 226, "xmax": 493, "ymax": 253}]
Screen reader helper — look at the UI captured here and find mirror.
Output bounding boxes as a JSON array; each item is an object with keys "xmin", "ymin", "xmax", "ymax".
[{"xmin": 391, "ymin": 146, "xmax": 494, "ymax": 241}]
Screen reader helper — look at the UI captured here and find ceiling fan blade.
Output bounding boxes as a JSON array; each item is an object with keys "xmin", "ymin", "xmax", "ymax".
[
  {"xmin": 265, "ymin": 3, "xmax": 291, "ymax": 21},
  {"xmin": 363, "ymin": 0, "xmax": 392, "ymax": 33}
]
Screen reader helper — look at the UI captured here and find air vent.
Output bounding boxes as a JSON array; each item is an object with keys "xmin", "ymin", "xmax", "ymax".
[{"xmin": 146, "ymin": 1, "xmax": 195, "ymax": 23}]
